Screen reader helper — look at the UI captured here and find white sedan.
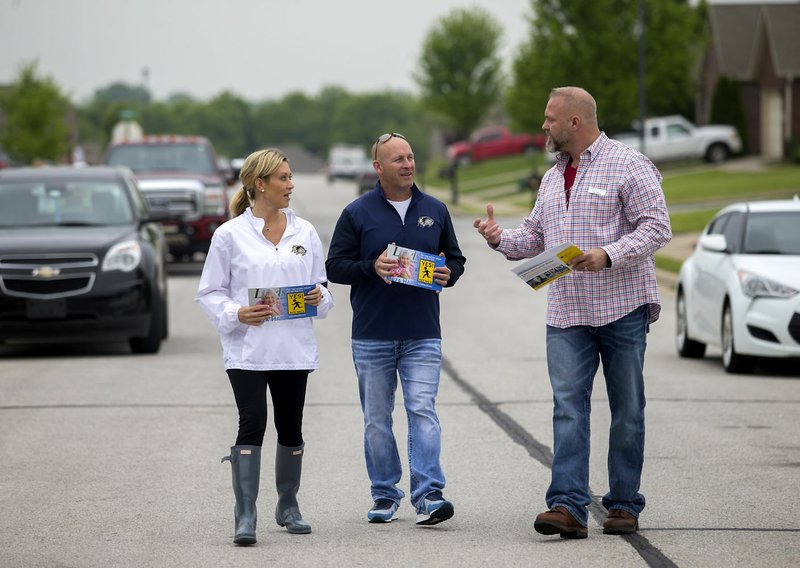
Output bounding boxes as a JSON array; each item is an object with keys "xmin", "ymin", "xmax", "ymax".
[{"xmin": 675, "ymin": 197, "xmax": 800, "ymax": 373}]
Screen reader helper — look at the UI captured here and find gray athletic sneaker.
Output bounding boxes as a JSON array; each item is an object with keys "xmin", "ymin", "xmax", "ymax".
[
  {"xmin": 368, "ymin": 498, "xmax": 399, "ymax": 523},
  {"xmin": 415, "ymin": 492, "xmax": 454, "ymax": 526}
]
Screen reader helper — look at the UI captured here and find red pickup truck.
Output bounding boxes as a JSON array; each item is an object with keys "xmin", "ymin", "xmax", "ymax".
[
  {"xmin": 103, "ymin": 135, "xmax": 231, "ymax": 261},
  {"xmin": 446, "ymin": 126, "xmax": 545, "ymax": 166}
]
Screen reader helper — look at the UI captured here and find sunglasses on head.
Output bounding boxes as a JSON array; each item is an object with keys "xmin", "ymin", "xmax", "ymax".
[{"xmin": 373, "ymin": 132, "xmax": 406, "ymax": 160}]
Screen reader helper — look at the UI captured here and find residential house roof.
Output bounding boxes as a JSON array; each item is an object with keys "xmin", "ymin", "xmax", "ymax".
[{"xmin": 709, "ymin": 2, "xmax": 800, "ymax": 80}]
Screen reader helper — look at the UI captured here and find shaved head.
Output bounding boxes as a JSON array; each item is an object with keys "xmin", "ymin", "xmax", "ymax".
[{"xmin": 550, "ymin": 87, "xmax": 598, "ymax": 127}]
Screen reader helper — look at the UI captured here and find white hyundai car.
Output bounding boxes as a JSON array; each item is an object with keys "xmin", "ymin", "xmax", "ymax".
[{"xmin": 675, "ymin": 197, "xmax": 800, "ymax": 373}]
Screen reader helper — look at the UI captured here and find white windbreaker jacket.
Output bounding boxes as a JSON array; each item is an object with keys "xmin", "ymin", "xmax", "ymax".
[{"xmin": 196, "ymin": 208, "xmax": 333, "ymax": 371}]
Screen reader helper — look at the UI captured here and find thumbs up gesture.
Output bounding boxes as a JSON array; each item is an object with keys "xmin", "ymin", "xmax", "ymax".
[{"xmin": 473, "ymin": 203, "xmax": 502, "ymax": 245}]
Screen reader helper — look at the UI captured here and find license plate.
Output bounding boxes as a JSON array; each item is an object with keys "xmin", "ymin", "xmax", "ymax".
[
  {"xmin": 26, "ymin": 299, "xmax": 67, "ymax": 319},
  {"xmin": 160, "ymin": 223, "xmax": 180, "ymax": 234}
]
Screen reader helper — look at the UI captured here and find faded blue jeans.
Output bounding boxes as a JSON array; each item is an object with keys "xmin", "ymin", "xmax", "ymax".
[
  {"xmin": 352, "ymin": 339, "xmax": 445, "ymax": 511},
  {"xmin": 545, "ymin": 305, "xmax": 649, "ymax": 527}
]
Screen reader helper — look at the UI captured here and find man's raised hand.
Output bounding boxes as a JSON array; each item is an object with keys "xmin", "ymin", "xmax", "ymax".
[{"xmin": 473, "ymin": 203, "xmax": 502, "ymax": 245}]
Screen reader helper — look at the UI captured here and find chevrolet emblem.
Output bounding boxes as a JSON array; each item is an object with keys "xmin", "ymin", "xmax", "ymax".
[{"xmin": 33, "ymin": 266, "xmax": 60, "ymax": 278}]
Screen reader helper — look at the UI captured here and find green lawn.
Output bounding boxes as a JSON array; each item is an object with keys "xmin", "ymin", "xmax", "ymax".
[
  {"xmin": 662, "ymin": 165, "xmax": 800, "ymax": 206},
  {"xmin": 668, "ymin": 208, "xmax": 719, "ymax": 234}
]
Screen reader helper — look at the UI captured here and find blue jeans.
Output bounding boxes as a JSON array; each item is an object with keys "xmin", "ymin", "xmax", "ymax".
[
  {"xmin": 352, "ymin": 339, "xmax": 445, "ymax": 511},
  {"xmin": 545, "ymin": 305, "xmax": 649, "ymax": 527}
]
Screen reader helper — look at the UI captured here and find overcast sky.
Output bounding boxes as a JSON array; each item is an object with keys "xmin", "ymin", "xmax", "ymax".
[
  {"xmin": 1, "ymin": 0, "xmax": 787, "ymax": 105},
  {"xmin": 0, "ymin": 0, "xmax": 533, "ymax": 104}
]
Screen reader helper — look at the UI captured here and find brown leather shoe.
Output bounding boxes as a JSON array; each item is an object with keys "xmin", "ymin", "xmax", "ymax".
[
  {"xmin": 603, "ymin": 509, "xmax": 639, "ymax": 534},
  {"xmin": 534, "ymin": 506, "xmax": 588, "ymax": 539}
]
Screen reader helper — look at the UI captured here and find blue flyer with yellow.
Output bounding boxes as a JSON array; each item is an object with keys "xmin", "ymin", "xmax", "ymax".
[
  {"xmin": 385, "ymin": 243, "xmax": 444, "ymax": 291},
  {"xmin": 247, "ymin": 285, "xmax": 317, "ymax": 321}
]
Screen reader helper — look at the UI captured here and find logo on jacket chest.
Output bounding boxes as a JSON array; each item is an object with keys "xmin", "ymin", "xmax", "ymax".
[
  {"xmin": 291, "ymin": 245, "xmax": 307, "ymax": 256},
  {"xmin": 417, "ymin": 216, "xmax": 434, "ymax": 228}
]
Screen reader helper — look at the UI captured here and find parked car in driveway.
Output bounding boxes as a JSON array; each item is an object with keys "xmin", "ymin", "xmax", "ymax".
[
  {"xmin": 0, "ymin": 166, "xmax": 170, "ymax": 353},
  {"xmin": 614, "ymin": 115, "xmax": 742, "ymax": 164},
  {"xmin": 675, "ymin": 197, "xmax": 800, "ymax": 373}
]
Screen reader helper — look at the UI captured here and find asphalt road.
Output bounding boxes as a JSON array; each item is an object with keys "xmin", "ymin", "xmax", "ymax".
[{"xmin": 1, "ymin": 173, "xmax": 799, "ymax": 568}]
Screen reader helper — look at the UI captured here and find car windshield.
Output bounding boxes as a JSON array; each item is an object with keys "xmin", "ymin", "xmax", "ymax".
[
  {"xmin": 0, "ymin": 180, "xmax": 134, "ymax": 228},
  {"xmin": 743, "ymin": 212, "xmax": 800, "ymax": 255},
  {"xmin": 107, "ymin": 143, "xmax": 216, "ymax": 175}
]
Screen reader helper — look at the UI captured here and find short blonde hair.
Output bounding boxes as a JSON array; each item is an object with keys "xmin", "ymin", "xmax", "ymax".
[{"xmin": 230, "ymin": 148, "xmax": 288, "ymax": 216}]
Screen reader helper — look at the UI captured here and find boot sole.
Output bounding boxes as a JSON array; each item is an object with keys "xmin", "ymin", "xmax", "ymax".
[
  {"xmin": 233, "ymin": 535, "xmax": 256, "ymax": 545},
  {"xmin": 276, "ymin": 519, "xmax": 312, "ymax": 534},
  {"xmin": 282, "ymin": 524, "xmax": 312, "ymax": 534},
  {"xmin": 534, "ymin": 520, "xmax": 588, "ymax": 539},
  {"xmin": 602, "ymin": 524, "xmax": 638, "ymax": 535}
]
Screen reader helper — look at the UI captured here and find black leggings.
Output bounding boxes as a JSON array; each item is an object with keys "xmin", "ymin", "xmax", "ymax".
[{"xmin": 226, "ymin": 369, "xmax": 309, "ymax": 447}]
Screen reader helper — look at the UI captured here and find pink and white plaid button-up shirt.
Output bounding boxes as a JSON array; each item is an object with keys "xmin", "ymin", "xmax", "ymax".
[{"xmin": 496, "ymin": 133, "xmax": 672, "ymax": 328}]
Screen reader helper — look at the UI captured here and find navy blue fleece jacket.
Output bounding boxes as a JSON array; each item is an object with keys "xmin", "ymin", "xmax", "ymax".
[{"xmin": 325, "ymin": 183, "xmax": 466, "ymax": 340}]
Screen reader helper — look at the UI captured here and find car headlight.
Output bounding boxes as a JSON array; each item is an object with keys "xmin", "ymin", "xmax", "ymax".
[
  {"xmin": 738, "ymin": 271, "xmax": 798, "ymax": 299},
  {"xmin": 203, "ymin": 184, "xmax": 226, "ymax": 216},
  {"xmin": 102, "ymin": 240, "xmax": 142, "ymax": 272}
]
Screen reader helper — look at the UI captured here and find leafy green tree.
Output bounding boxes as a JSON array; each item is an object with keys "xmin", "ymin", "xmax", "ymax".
[
  {"xmin": 78, "ymin": 82, "xmax": 153, "ymax": 151},
  {"xmin": 507, "ymin": 0, "xmax": 706, "ymax": 135},
  {"xmin": 196, "ymin": 91, "xmax": 254, "ymax": 158},
  {"xmin": 328, "ymin": 91, "xmax": 432, "ymax": 166},
  {"xmin": 253, "ymin": 91, "xmax": 328, "ymax": 158},
  {"xmin": 0, "ymin": 61, "xmax": 71, "ymax": 164},
  {"xmin": 75, "ymin": 81, "xmax": 435, "ymax": 167},
  {"xmin": 415, "ymin": 7, "xmax": 503, "ymax": 139}
]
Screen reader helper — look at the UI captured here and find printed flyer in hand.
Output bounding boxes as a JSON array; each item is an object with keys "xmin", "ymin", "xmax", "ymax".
[
  {"xmin": 247, "ymin": 285, "xmax": 317, "ymax": 321},
  {"xmin": 385, "ymin": 243, "xmax": 444, "ymax": 291},
  {"xmin": 511, "ymin": 243, "xmax": 583, "ymax": 290}
]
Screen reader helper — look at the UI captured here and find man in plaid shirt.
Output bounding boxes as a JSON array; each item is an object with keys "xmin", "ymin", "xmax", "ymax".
[{"xmin": 474, "ymin": 86, "xmax": 671, "ymax": 539}]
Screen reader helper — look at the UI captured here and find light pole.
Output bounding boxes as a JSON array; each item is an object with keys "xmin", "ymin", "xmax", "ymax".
[{"xmin": 637, "ymin": 0, "xmax": 647, "ymax": 155}]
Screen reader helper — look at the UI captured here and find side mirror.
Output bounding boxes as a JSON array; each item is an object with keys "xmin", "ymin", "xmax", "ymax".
[{"xmin": 699, "ymin": 233, "xmax": 727, "ymax": 253}]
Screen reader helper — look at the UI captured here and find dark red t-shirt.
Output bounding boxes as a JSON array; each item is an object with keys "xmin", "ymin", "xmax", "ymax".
[{"xmin": 563, "ymin": 161, "xmax": 577, "ymax": 207}]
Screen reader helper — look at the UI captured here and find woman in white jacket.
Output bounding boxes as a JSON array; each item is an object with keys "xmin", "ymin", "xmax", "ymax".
[{"xmin": 196, "ymin": 148, "xmax": 333, "ymax": 545}]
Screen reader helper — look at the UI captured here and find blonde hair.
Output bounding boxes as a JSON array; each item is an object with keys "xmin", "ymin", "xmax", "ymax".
[{"xmin": 230, "ymin": 148, "xmax": 289, "ymax": 216}]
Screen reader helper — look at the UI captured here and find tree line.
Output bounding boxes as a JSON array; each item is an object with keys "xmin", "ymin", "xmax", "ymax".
[{"xmin": 3, "ymin": 1, "xmax": 732, "ymax": 167}]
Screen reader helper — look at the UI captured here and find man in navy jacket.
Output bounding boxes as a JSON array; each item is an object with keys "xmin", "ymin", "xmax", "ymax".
[{"xmin": 326, "ymin": 133, "xmax": 465, "ymax": 526}]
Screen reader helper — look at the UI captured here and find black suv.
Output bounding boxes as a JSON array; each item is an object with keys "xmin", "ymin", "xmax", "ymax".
[{"xmin": 0, "ymin": 166, "xmax": 170, "ymax": 353}]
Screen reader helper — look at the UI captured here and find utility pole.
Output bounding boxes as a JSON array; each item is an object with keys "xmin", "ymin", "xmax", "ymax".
[{"xmin": 637, "ymin": 0, "xmax": 647, "ymax": 155}]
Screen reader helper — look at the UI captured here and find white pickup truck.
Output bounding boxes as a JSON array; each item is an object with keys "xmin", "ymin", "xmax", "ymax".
[{"xmin": 613, "ymin": 115, "xmax": 742, "ymax": 164}]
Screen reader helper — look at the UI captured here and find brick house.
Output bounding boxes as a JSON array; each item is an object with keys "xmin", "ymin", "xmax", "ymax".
[{"xmin": 698, "ymin": 1, "xmax": 800, "ymax": 160}]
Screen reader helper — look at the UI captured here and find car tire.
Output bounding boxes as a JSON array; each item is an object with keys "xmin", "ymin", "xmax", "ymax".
[
  {"xmin": 676, "ymin": 290, "xmax": 706, "ymax": 358},
  {"xmin": 130, "ymin": 293, "xmax": 166, "ymax": 354},
  {"xmin": 705, "ymin": 143, "xmax": 729, "ymax": 164},
  {"xmin": 721, "ymin": 302, "xmax": 755, "ymax": 374}
]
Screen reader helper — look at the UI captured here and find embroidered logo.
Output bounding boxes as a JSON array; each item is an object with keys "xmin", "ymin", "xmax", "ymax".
[
  {"xmin": 417, "ymin": 216, "xmax": 434, "ymax": 228},
  {"xmin": 292, "ymin": 245, "xmax": 307, "ymax": 256}
]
